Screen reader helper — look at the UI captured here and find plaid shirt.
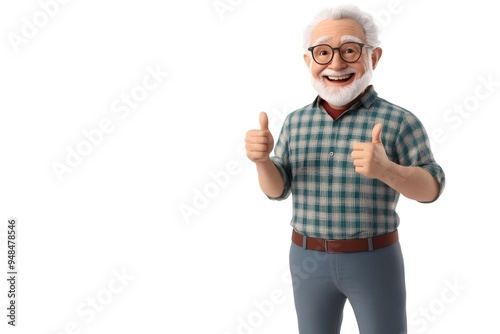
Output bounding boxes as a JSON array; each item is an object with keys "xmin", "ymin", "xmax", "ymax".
[{"xmin": 270, "ymin": 86, "xmax": 445, "ymax": 240}]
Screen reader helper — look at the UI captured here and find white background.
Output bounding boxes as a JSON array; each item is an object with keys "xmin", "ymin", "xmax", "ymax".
[{"xmin": 0, "ymin": 0, "xmax": 498, "ymax": 333}]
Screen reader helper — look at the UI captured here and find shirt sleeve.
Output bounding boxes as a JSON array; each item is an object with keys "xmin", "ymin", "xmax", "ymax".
[
  {"xmin": 394, "ymin": 114, "xmax": 446, "ymax": 203},
  {"xmin": 268, "ymin": 115, "xmax": 293, "ymax": 201}
]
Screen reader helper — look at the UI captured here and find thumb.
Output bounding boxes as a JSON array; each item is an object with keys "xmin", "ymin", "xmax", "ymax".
[
  {"xmin": 259, "ymin": 112, "xmax": 269, "ymax": 131},
  {"xmin": 371, "ymin": 123, "xmax": 383, "ymax": 144}
]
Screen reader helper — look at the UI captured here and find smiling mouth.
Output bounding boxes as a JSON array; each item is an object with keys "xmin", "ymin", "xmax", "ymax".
[{"xmin": 324, "ymin": 73, "xmax": 354, "ymax": 83}]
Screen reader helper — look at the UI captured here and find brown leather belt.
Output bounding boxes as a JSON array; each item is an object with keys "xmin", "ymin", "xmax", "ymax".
[{"xmin": 292, "ymin": 229, "xmax": 398, "ymax": 253}]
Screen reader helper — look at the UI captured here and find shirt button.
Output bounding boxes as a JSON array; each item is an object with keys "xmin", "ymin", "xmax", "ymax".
[{"xmin": 329, "ymin": 152, "xmax": 334, "ymax": 157}]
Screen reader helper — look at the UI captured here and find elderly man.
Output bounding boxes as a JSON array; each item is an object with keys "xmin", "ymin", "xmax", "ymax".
[{"xmin": 245, "ymin": 4, "xmax": 445, "ymax": 334}]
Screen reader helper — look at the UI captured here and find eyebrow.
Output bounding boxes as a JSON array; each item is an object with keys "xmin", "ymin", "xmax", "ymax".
[
  {"xmin": 312, "ymin": 36, "xmax": 332, "ymax": 46},
  {"xmin": 312, "ymin": 35, "xmax": 364, "ymax": 47},
  {"xmin": 341, "ymin": 35, "xmax": 363, "ymax": 43}
]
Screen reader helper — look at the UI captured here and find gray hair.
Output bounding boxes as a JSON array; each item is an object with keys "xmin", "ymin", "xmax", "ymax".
[{"xmin": 303, "ymin": 5, "xmax": 381, "ymax": 51}]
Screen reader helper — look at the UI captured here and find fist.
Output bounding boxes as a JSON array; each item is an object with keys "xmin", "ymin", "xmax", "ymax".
[
  {"xmin": 245, "ymin": 112, "xmax": 274, "ymax": 162},
  {"xmin": 351, "ymin": 123, "xmax": 390, "ymax": 179}
]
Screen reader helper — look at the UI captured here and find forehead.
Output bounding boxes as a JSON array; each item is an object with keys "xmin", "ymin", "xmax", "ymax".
[{"xmin": 311, "ymin": 18, "xmax": 366, "ymax": 45}]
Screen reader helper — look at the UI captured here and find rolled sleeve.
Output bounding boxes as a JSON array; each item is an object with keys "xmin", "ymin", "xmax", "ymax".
[
  {"xmin": 268, "ymin": 156, "xmax": 292, "ymax": 200},
  {"xmin": 395, "ymin": 114, "xmax": 446, "ymax": 202},
  {"xmin": 267, "ymin": 115, "xmax": 292, "ymax": 201}
]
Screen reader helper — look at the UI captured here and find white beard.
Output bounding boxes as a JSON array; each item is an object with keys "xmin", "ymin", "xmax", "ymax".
[{"xmin": 310, "ymin": 65, "xmax": 373, "ymax": 107}]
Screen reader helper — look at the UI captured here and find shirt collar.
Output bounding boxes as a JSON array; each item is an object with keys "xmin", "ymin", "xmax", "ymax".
[
  {"xmin": 314, "ymin": 85, "xmax": 378, "ymax": 111},
  {"xmin": 356, "ymin": 85, "xmax": 378, "ymax": 109}
]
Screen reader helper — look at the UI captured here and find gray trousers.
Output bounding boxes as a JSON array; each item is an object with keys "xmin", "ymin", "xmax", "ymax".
[{"xmin": 289, "ymin": 241, "xmax": 407, "ymax": 334}]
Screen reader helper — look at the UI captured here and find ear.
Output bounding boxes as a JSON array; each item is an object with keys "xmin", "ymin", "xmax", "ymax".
[
  {"xmin": 303, "ymin": 52, "xmax": 312, "ymax": 68},
  {"xmin": 370, "ymin": 47, "xmax": 382, "ymax": 70}
]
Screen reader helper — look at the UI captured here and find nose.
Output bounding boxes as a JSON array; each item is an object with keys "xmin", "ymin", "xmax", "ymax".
[{"xmin": 327, "ymin": 52, "xmax": 348, "ymax": 70}]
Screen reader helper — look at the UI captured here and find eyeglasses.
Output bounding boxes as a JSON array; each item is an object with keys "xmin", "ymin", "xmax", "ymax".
[{"xmin": 307, "ymin": 42, "xmax": 373, "ymax": 65}]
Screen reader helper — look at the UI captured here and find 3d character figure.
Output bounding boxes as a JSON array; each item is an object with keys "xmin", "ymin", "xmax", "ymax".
[{"xmin": 245, "ymin": 5, "xmax": 445, "ymax": 334}]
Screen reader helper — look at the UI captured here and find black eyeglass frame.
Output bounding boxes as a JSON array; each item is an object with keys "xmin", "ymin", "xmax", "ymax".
[{"xmin": 307, "ymin": 42, "xmax": 373, "ymax": 65}]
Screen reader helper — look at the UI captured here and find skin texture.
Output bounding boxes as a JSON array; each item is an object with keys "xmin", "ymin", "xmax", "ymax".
[{"xmin": 245, "ymin": 18, "xmax": 440, "ymax": 202}]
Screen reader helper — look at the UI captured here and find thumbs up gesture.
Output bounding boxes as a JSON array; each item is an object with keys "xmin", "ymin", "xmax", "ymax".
[
  {"xmin": 245, "ymin": 112, "xmax": 275, "ymax": 163},
  {"xmin": 351, "ymin": 123, "xmax": 389, "ymax": 179}
]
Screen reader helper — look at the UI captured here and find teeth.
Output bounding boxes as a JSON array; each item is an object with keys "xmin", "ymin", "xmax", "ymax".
[{"xmin": 327, "ymin": 74, "xmax": 351, "ymax": 81}]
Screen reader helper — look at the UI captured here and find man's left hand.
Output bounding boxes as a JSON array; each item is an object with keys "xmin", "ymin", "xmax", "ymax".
[{"xmin": 351, "ymin": 123, "xmax": 390, "ymax": 179}]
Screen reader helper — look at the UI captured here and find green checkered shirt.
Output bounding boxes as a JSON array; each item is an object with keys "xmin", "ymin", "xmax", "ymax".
[{"xmin": 270, "ymin": 86, "xmax": 445, "ymax": 240}]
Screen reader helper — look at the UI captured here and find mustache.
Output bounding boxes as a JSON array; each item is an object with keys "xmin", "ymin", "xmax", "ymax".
[{"xmin": 318, "ymin": 68, "xmax": 357, "ymax": 77}]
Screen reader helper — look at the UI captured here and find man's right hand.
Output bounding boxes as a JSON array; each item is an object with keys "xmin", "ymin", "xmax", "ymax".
[{"xmin": 245, "ymin": 112, "xmax": 274, "ymax": 162}]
